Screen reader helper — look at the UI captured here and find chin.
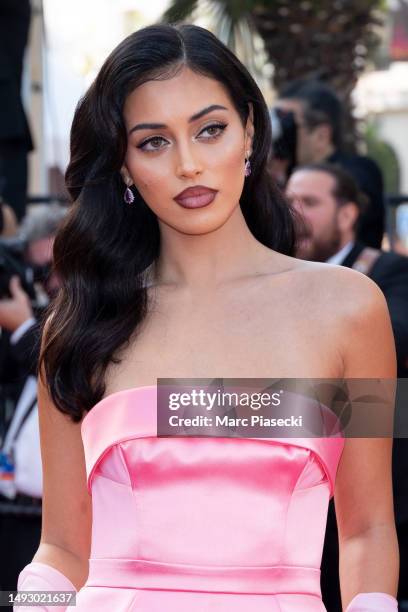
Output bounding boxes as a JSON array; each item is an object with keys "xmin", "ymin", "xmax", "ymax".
[
  {"xmin": 166, "ymin": 202, "xmax": 238, "ymax": 235},
  {"xmin": 182, "ymin": 223, "xmax": 223, "ymax": 236}
]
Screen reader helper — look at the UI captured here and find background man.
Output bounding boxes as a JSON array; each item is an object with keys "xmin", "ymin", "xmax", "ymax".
[{"xmin": 276, "ymin": 79, "xmax": 385, "ymax": 249}]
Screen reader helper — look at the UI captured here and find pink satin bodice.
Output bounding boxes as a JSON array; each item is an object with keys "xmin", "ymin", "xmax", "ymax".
[{"xmin": 76, "ymin": 385, "xmax": 344, "ymax": 611}]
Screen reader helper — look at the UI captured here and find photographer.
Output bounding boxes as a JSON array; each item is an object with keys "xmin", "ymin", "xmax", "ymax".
[
  {"xmin": 0, "ymin": 203, "xmax": 67, "ymax": 597},
  {"xmin": 0, "ymin": 204, "xmax": 65, "ymax": 385},
  {"xmin": 272, "ymin": 79, "xmax": 385, "ymax": 249}
]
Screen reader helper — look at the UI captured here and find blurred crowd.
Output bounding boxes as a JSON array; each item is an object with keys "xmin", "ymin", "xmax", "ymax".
[{"xmin": 1, "ymin": 2, "xmax": 408, "ymax": 611}]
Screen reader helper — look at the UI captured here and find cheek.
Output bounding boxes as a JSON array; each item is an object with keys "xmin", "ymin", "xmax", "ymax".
[
  {"xmin": 303, "ymin": 210, "xmax": 321, "ymax": 235},
  {"xmin": 210, "ymin": 132, "xmax": 245, "ymax": 168},
  {"xmin": 134, "ymin": 174, "xmax": 167, "ymax": 214},
  {"xmin": 314, "ymin": 211, "xmax": 334, "ymax": 236},
  {"xmin": 125, "ymin": 148, "xmax": 169, "ymax": 191},
  {"xmin": 296, "ymin": 132, "xmax": 305, "ymax": 150},
  {"xmin": 206, "ymin": 130, "xmax": 246, "ymax": 196},
  {"xmin": 124, "ymin": 150, "xmax": 180, "ymax": 217}
]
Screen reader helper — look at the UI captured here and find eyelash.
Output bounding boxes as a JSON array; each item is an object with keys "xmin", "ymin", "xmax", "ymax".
[{"xmin": 136, "ymin": 122, "xmax": 228, "ymax": 152}]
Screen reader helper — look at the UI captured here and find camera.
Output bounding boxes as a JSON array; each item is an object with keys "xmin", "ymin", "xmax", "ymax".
[{"xmin": 0, "ymin": 237, "xmax": 40, "ymax": 306}]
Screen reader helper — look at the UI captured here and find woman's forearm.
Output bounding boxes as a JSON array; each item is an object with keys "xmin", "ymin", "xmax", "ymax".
[{"xmin": 339, "ymin": 523, "xmax": 399, "ymax": 609}]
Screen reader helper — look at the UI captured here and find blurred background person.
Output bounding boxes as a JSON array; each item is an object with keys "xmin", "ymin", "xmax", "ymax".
[
  {"xmin": 273, "ymin": 80, "xmax": 385, "ymax": 249},
  {"xmin": 0, "ymin": 204, "xmax": 66, "ymax": 389},
  {"xmin": 0, "ymin": 196, "xmax": 19, "ymax": 238},
  {"xmin": 0, "ymin": 0, "xmax": 34, "ymax": 223},
  {"xmin": 0, "ymin": 203, "xmax": 66, "ymax": 601},
  {"xmin": 286, "ymin": 162, "xmax": 408, "ymax": 610}
]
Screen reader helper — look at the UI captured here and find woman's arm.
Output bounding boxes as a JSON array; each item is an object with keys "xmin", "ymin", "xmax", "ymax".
[
  {"xmin": 17, "ymin": 318, "xmax": 92, "ymax": 604},
  {"xmin": 333, "ymin": 270, "xmax": 399, "ymax": 610}
]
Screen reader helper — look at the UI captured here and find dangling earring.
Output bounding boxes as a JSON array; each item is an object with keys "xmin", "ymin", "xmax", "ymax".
[
  {"xmin": 244, "ymin": 152, "xmax": 251, "ymax": 177},
  {"xmin": 123, "ymin": 183, "xmax": 135, "ymax": 204}
]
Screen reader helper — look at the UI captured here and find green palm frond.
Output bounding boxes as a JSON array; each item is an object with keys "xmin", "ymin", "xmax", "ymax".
[
  {"xmin": 162, "ymin": 0, "xmax": 200, "ymax": 23},
  {"xmin": 161, "ymin": 0, "xmax": 386, "ymax": 149},
  {"xmin": 163, "ymin": 0, "xmax": 263, "ymax": 70},
  {"xmin": 162, "ymin": 0, "xmax": 259, "ymax": 26}
]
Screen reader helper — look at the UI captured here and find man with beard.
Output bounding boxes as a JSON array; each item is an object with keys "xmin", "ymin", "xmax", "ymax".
[
  {"xmin": 276, "ymin": 79, "xmax": 385, "ymax": 249},
  {"xmin": 286, "ymin": 162, "xmax": 408, "ymax": 611}
]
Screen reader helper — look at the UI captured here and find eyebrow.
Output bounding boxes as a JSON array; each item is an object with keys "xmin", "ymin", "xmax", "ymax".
[
  {"xmin": 301, "ymin": 196, "xmax": 320, "ymax": 204},
  {"xmin": 128, "ymin": 104, "xmax": 228, "ymax": 135}
]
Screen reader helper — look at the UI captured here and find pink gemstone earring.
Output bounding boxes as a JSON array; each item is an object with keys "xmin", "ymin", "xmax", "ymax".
[
  {"xmin": 244, "ymin": 158, "xmax": 251, "ymax": 177},
  {"xmin": 124, "ymin": 184, "xmax": 135, "ymax": 204}
]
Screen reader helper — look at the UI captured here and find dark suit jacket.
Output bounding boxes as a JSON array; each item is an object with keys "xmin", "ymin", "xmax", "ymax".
[
  {"xmin": 0, "ymin": 0, "xmax": 33, "ymax": 149},
  {"xmin": 321, "ymin": 241, "xmax": 408, "ymax": 609},
  {"xmin": 327, "ymin": 152, "xmax": 385, "ymax": 250},
  {"xmin": 8, "ymin": 319, "xmax": 41, "ymax": 379},
  {"xmin": 0, "ymin": 319, "xmax": 41, "ymax": 439}
]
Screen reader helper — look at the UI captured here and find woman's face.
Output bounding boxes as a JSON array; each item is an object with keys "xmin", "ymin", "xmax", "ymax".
[{"xmin": 121, "ymin": 66, "xmax": 254, "ymax": 234}]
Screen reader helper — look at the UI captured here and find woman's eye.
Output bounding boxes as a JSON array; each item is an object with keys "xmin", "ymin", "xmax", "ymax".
[
  {"xmin": 136, "ymin": 123, "xmax": 227, "ymax": 152},
  {"xmin": 137, "ymin": 136, "xmax": 168, "ymax": 152},
  {"xmin": 198, "ymin": 123, "xmax": 227, "ymax": 139}
]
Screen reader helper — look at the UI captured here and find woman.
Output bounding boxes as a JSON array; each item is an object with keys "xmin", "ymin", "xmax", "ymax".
[{"xmin": 16, "ymin": 24, "xmax": 398, "ymax": 611}]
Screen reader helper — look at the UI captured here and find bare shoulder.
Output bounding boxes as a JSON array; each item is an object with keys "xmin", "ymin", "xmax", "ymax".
[
  {"xmin": 275, "ymin": 255, "xmax": 387, "ymax": 316},
  {"xmin": 281, "ymin": 257, "xmax": 395, "ymax": 376},
  {"xmin": 265, "ymin": 255, "xmax": 394, "ymax": 375}
]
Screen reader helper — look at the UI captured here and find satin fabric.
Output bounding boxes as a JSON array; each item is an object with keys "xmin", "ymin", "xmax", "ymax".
[
  {"xmin": 15, "ymin": 562, "xmax": 77, "ymax": 612},
  {"xmin": 345, "ymin": 592, "xmax": 398, "ymax": 611},
  {"xmin": 76, "ymin": 385, "xmax": 344, "ymax": 611}
]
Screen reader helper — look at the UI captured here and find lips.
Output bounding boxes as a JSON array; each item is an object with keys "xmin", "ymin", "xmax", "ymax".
[{"xmin": 174, "ymin": 186, "xmax": 218, "ymax": 209}]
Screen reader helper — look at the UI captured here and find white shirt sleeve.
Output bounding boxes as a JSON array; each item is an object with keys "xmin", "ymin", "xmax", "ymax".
[{"xmin": 10, "ymin": 317, "xmax": 37, "ymax": 345}]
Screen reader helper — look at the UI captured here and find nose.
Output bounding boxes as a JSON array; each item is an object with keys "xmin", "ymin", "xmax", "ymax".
[{"xmin": 175, "ymin": 140, "xmax": 203, "ymax": 179}]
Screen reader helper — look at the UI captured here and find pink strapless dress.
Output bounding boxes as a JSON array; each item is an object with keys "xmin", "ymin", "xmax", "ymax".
[{"xmin": 76, "ymin": 385, "xmax": 344, "ymax": 611}]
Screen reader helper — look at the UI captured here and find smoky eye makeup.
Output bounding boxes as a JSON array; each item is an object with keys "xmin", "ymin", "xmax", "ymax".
[
  {"xmin": 201, "ymin": 122, "xmax": 228, "ymax": 138},
  {"xmin": 135, "ymin": 121, "xmax": 228, "ymax": 152},
  {"xmin": 136, "ymin": 135, "xmax": 168, "ymax": 151}
]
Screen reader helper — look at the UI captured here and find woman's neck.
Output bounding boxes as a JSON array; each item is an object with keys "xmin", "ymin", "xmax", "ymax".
[{"xmin": 147, "ymin": 206, "xmax": 273, "ymax": 293}]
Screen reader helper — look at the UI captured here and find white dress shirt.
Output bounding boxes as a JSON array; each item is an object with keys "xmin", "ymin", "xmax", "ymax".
[{"xmin": 325, "ymin": 240, "xmax": 355, "ymax": 266}]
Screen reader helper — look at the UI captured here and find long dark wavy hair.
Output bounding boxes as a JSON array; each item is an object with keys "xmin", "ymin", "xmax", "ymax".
[{"xmin": 39, "ymin": 23, "xmax": 298, "ymax": 422}]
